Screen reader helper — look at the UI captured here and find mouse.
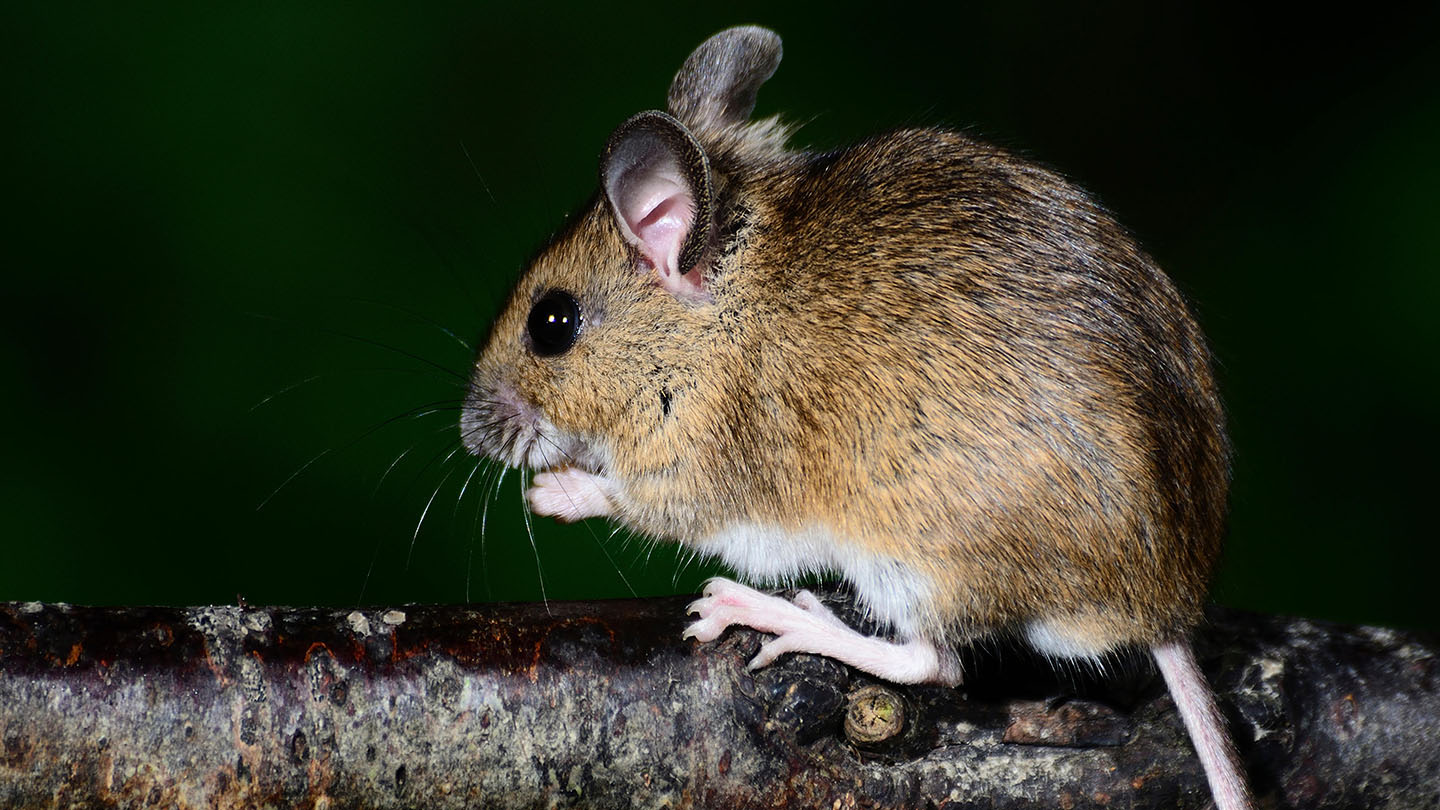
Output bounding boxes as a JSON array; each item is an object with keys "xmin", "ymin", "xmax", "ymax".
[{"xmin": 460, "ymin": 25, "xmax": 1252, "ymax": 810}]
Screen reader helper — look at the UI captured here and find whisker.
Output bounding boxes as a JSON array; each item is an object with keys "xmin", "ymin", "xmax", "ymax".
[
  {"xmin": 457, "ymin": 413, "xmax": 513, "ymax": 446},
  {"xmin": 332, "ymin": 296, "xmax": 474, "ymax": 355},
  {"xmin": 460, "ymin": 138, "xmax": 498, "ymax": 204},
  {"xmin": 356, "ymin": 483, "xmax": 401, "ymax": 606},
  {"xmin": 356, "ymin": 429, "xmax": 459, "ymax": 604},
  {"xmin": 257, "ymin": 448, "xmax": 331, "ymax": 511},
  {"xmin": 326, "ymin": 166, "xmax": 487, "ymax": 323},
  {"xmin": 247, "ymin": 311, "xmax": 470, "ymax": 386},
  {"xmin": 401, "ymin": 434, "xmax": 468, "ymax": 495},
  {"xmin": 593, "ymin": 532, "xmax": 637, "ymax": 598},
  {"xmin": 258, "ymin": 399, "xmax": 468, "ymax": 510},
  {"xmin": 451, "ymin": 454, "xmax": 485, "ymax": 520},
  {"xmin": 535, "ymin": 433, "xmax": 635, "ymax": 597},
  {"xmin": 408, "ymin": 453, "xmax": 464, "ymax": 568},
  {"xmin": 372, "ymin": 444, "xmax": 417, "ymax": 497},
  {"xmin": 249, "ymin": 374, "xmax": 324, "ymax": 412},
  {"xmin": 251, "ymin": 367, "xmax": 472, "ymax": 414},
  {"xmin": 476, "ymin": 465, "xmax": 510, "ymax": 602},
  {"xmin": 517, "ymin": 468, "xmax": 549, "ymax": 614},
  {"xmin": 460, "ymin": 457, "xmax": 495, "ymax": 603}
]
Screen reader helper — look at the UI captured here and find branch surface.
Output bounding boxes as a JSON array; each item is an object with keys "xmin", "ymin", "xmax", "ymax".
[{"xmin": 1, "ymin": 590, "xmax": 1436, "ymax": 809}]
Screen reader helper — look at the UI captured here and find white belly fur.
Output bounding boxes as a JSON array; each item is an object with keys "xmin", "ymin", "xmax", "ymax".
[
  {"xmin": 1023, "ymin": 618, "xmax": 1108, "ymax": 661},
  {"xmin": 692, "ymin": 522, "xmax": 936, "ymax": 641}
]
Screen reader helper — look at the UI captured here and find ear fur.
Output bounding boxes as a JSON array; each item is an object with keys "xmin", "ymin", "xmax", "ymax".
[
  {"xmin": 667, "ymin": 26, "xmax": 783, "ymax": 132},
  {"xmin": 600, "ymin": 111, "xmax": 713, "ymax": 301},
  {"xmin": 597, "ymin": 27, "xmax": 783, "ymax": 302}
]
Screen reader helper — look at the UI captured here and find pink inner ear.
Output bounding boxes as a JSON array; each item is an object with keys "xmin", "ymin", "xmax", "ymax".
[
  {"xmin": 630, "ymin": 185, "xmax": 691, "ymax": 279},
  {"xmin": 605, "ymin": 129, "xmax": 709, "ymax": 302}
]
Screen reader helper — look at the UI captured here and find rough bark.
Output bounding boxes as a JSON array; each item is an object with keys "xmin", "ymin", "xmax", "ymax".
[{"xmin": 0, "ymin": 589, "xmax": 1436, "ymax": 809}]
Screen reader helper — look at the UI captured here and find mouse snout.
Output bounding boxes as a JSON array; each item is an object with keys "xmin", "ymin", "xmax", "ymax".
[{"xmin": 459, "ymin": 377, "xmax": 541, "ymax": 463}]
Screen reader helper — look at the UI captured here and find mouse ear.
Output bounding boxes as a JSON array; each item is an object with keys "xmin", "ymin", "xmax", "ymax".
[
  {"xmin": 601, "ymin": 110, "xmax": 713, "ymax": 301},
  {"xmin": 667, "ymin": 26, "xmax": 782, "ymax": 131}
]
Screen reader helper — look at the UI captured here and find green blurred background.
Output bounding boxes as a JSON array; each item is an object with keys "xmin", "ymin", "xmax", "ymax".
[{"xmin": 6, "ymin": 4, "xmax": 1438, "ymax": 631}]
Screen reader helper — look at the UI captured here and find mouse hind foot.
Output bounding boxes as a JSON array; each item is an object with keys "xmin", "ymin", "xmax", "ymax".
[{"xmin": 684, "ymin": 577, "xmax": 958, "ymax": 685}]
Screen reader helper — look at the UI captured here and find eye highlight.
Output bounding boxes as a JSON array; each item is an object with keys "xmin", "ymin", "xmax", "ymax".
[{"xmin": 527, "ymin": 290, "xmax": 581, "ymax": 356}]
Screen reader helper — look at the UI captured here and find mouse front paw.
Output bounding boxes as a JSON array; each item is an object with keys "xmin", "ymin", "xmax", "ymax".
[{"xmin": 526, "ymin": 467, "xmax": 614, "ymax": 522}]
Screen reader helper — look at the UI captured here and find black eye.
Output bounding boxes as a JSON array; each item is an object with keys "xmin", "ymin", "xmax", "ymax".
[{"xmin": 527, "ymin": 290, "xmax": 581, "ymax": 356}]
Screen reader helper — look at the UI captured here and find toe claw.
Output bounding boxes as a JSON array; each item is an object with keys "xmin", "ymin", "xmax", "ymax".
[
  {"xmin": 749, "ymin": 637, "xmax": 791, "ymax": 671},
  {"xmin": 683, "ymin": 616, "xmax": 727, "ymax": 643}
]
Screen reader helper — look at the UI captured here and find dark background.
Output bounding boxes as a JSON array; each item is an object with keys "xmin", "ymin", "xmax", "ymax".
[{"xmin": 7, "ymin": 4, "xmax": 1438, "ymax": 632}]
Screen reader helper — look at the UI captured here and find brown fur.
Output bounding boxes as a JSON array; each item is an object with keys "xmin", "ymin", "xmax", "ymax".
[{"xmin": 463, "ymin": 29, "xmax": 1228, "ymax": 658}]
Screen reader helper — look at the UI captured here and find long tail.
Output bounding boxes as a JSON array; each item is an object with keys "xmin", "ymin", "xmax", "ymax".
[{"xmin": 1152, "ymin": 639, "xmax": 1255, "ymax": 810}]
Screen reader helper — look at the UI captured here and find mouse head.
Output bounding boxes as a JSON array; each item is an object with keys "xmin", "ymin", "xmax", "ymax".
[{"xmin": 460, "ymin": 27, "xmax": 784, "ymax": 480}]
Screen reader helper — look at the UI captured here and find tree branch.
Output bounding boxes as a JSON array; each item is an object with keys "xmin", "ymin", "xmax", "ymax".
[{"xmin": 1, "ymin": 588, "xmax": 1436, "ymax": 808}]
